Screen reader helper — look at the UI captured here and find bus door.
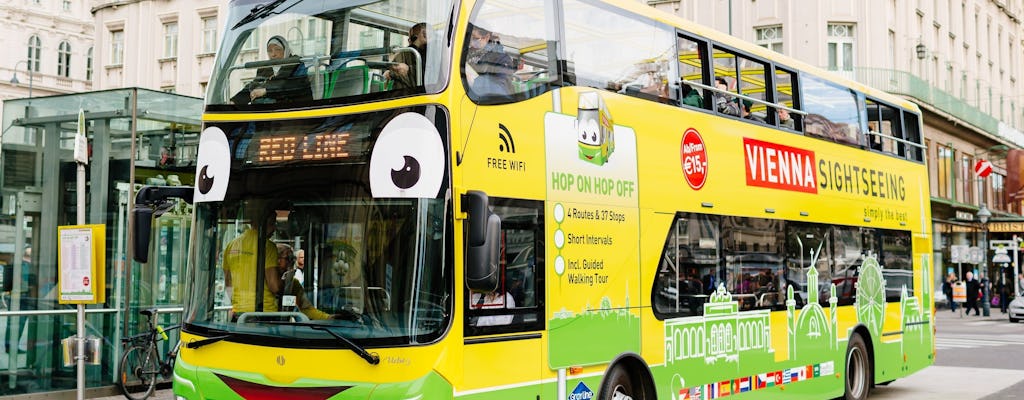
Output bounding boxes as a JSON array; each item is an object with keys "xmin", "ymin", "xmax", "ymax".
[{"xmin": 463, "ymin": 199, "xmax": 545, "ymax": 397}]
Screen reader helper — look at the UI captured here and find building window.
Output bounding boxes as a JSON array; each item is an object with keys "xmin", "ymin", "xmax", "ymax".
[
  {"xmin": 62, "ymin": 0, "xmax": 70, "ymax": 10},
  {"xmin": 201, "ymin": 17, "xmax": 218, "ymax": 54},
  {"xmin": 86, "ymin": 47, "xmax": 93, "ymax": 80},
  {"xmin": 755, "ymin": 25, "xmax": 783, "ymax": 53},
  {"xmin": 960, "ymin": 155, "xmax": 974, "ymax": 204},
  {"xmin": 163, "ymin": 22, "xmax": 178, "ymax": 59},
  {"xmin": 161, "ymin": 86, "xmax": 176, "ymax": 93},
  {"xmin": 827, "ymin": 23, "xmax": 855, "ymax": 71},
  {"xmin": 27, "ymin": 36, "xmax": 41, "ymax": 72},
  {"xmin": 57, "ymin": 41, "xmax": 71, "ymax": 77},
  {"xmin": 992, "ymin": 173, "xmax": 1006, "ymax": 211},
  {"xmin": 110, "ymin": 29, "xmax": 124, "ymax": 65},
  {"xmin": 242, "ymin": 30, "xmax": 259, "ymax": 51},
  {"xmin": 936, "ymin": 144, "xmax": 953, "ymax": 199}
]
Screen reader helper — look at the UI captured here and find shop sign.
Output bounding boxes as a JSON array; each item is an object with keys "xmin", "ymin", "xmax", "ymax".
[
  {"xmin": 987, "ymin": 222, "xmax": 1024, "ymax": 232},
  {"xmin": 955, "ymin": 211, "xmax": 975, "ymax": 221}
]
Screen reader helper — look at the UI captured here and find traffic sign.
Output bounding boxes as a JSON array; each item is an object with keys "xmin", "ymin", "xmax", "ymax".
[{"xmin": 975, "ymin": 159, "xmax": 993, "ymax": 178}]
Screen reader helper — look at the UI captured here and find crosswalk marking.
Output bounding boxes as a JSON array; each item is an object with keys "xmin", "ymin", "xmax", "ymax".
[
  {"xmin": 962, "ymin": 320, "xmax": 1023, "ymax": 327},
  {"xmin": 936, "ymin": 336, "xmax": 1024, "ymax": 350}
]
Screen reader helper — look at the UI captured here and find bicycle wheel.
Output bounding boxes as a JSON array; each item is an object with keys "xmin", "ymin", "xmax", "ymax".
[{"xmin": 118, "ymin": 344, "xmax": 160, "ymax": 400}]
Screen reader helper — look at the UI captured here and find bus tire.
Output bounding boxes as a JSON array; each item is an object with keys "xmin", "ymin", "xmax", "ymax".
[
  {"xmin": 843, "ymin": 333, "xmax": 872, "ymax": 400},
  {"xmin": 598, "ymin": 364, "xmax": 648, "ymax": 400}
]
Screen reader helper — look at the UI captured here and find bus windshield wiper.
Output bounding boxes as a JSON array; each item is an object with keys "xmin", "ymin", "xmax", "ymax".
[
  {"xmin": 266, "ymin": 321, "xmax": 380, "ymax": 365},
  {"xmin": 185, "ymin": 329, "xmax": 235, "ymax": 349},
  {"xmin": 232, "ymin": 0, "xmax": 294, "ymax": 29}
]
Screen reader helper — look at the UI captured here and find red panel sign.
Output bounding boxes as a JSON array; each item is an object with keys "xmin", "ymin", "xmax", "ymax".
[
  {"xmin": 680, "ymin": 128, "xmax": 708, "ymax": 190},
  {"xmin": 974, "ymin": 159, "xmax": 993, "ymax": 178},
  {"xmin": 743, "ymin": 138, "xmax": 818, "ymax": 194}
]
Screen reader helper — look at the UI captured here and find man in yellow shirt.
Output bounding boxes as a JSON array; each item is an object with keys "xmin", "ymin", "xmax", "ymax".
[{"xmin": 223, "ymin": 211, "xmax": 282, "ymax": 319}]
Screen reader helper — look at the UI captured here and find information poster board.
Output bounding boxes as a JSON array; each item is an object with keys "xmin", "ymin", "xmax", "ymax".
[
  {"xmin": 952, "ymin": 282, "xmax": 967, "ymax": 303},
  {"xmin": 57, "ymin": 224, "xmax": 106, "ymax": 304}
]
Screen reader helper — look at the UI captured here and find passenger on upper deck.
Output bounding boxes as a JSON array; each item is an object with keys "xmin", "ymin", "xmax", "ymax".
[
  {"xmin": 714, "ymin": 77, "xmax": 742, "ymax": 117},
  {"xmin": 231, "ymin": 36, "xmax": 313, "ymax": 105},
  {"xmin": 464, "ymin": 24, "xmax": 516, "ymax": 98},
  {"xmin": 386, "ymin": 23, "xmax": 427, "ymax": 90},
  {"xmin": 681, "ymin": 84, "xmax": 703, "ymax": 108},
  {"xmin": 777, "ymin": 108, "xmax": 795, "ymax": 129},
  {"xmin": 741, "ymin": 99, "xmax": 766, "ymax": 123}
]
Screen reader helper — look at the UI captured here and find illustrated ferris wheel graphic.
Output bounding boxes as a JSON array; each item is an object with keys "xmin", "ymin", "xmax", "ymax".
[{"xmin": 855, "ymin": 255, "xmax": 886, "ymax": 336}]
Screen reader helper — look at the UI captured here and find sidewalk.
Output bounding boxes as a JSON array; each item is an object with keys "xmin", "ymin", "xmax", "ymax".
[
  {"xmin": 90, "ymin": 388, "xmax": 174, "ymax": 400},
  {"xmin": 934, "ymin": 304, "xmax": 1010, "ymax": 322}
]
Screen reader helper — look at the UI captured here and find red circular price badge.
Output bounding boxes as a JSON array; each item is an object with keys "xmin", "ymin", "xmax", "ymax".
[
  {"xmin": 83, "ymin": 277, "xmax": 90, "ymax": 287},
  {"xmin": 680, "ymin": 128, "xmax": 708, "ymax": 190}
]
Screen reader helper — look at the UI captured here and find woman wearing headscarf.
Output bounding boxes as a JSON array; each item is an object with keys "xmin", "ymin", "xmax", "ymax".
[{"xmin": 231, "ymin": 35, "xmax": 312, "ymax": 105}]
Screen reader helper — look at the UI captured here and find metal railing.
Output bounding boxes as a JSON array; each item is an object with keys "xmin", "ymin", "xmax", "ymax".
[{"xmin": 847, "ymin": 67, "xmax": 1004, "ymax": 137}]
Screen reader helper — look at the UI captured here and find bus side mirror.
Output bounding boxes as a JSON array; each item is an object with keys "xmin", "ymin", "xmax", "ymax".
[
  {"xmin": 132, "ymin": 185, "xmax": 194, "ymax": 264},
  {"xmin": 464, "ymin": 191, "xmax": 500, "ymax": 293},
  {"xmin": 132, "ymin": 205, "xmax": 155, "ymax": 264}
]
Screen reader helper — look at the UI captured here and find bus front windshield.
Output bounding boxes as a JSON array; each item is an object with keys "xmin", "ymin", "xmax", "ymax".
[
  {"xmin": 185, "ymin": 110, "xmax": 452, "ymax": 347},
  {"xmin": 207, "ymin": 0, "xmax": 455, "ymax": 108}
]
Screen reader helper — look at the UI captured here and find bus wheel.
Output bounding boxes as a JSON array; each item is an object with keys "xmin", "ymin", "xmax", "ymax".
[
  {"xmin": 599, "ymin": 366, "xmax": 637, "ymax": 400},
  {"xmin": 844, "ymin": 333, "xmax": 871, "ymax": 400}
]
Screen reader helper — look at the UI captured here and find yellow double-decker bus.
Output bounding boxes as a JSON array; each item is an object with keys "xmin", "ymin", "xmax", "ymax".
[{"xmin": 130, "ymin": 0, "xmax": 934, "ymax": 399}]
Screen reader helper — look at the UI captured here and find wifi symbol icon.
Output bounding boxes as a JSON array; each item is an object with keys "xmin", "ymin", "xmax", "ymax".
[{"xmin": 498, "ymin": 123, "xmax": 516, "ymax": 153}]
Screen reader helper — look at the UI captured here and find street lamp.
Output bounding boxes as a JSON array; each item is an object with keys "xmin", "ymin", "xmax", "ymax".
[
  {"xmin": 977, "ymin": 203, "xmax": 991, "ymax": 224},
  {"xmin": 915, "ymin": 43, "xmax": 928, "ymax": 60},
  {"xmin": 978, "ymin": 204, "xmax": 992, "ymax": 316},
  {"xmin": 9, "ymin": 60, "xmax": 33, "ymax": 98}
]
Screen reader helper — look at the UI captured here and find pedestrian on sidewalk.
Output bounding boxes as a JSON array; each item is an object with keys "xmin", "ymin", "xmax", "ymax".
[
  {"xmin": 980, "ymin": 271, "xmax": 991, "ymax": 316},
  {"xmin": 944, "ymin": 272, "xmax": 959, "ymax": 312},
  {"xmin": 964, "ymin": 271, "xmax": 981, "ymax": 316},
  {"xmin": 997, "ymin": 273, "xmax": 1010, "ymax": 314}
]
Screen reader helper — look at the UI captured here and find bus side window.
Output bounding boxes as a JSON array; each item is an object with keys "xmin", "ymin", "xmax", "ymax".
[
  {"xmin": 463, "ymin": 0, "xmax": 556, "ymax": 105},
  {"xmin": 865, "ymin": 98, "xmax": 903, "ymax": 157},
  {"xmin": 774, "ymin": 67, "xmax": 801, "ymax": 131},
  {"xmin": 652, "ymin": 213, "xmax": 721, "ymax": 319},
  {"xmin": 903, "ymin": 112, "xmax": 923, "ymax": 161},
  {"xmin": 678, "ymin": 34, "xmax": 708, "ymax": 110},
  {"xmin": 562, "ymin": 0, "xmax": 677, "ymax": 105},
  {"xmin": 465, "ymin": 198, "xmax": 545, "ymax": 336},
  {"xmin": 801, "ymin": 74, "xmax": 861, "ymax": 146},
  {"xmin": 722, "ymin": 217, "xmax": 784, "ymax": 311}
]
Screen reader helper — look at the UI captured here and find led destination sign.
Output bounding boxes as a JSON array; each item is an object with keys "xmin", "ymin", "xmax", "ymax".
[{"xmin": 255, "ymin": 131, "xmax": 364, "ymax": 164}]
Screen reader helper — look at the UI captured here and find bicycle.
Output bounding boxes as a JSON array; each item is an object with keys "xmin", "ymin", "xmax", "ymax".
[{"xmin": 118, "ymin": 308, "xmax": 181, "ymax": 400}]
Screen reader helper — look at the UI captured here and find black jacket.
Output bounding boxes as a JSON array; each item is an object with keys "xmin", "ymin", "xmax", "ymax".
[{"xmin": 231, "ymin": 57, "xmax": 312, "ymax": 105}]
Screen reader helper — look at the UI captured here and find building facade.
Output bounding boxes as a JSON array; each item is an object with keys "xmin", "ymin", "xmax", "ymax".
[
  {"xmin": 0, "ymin": 0, "xmax": 95, "ymax": 144},
  {"xmin": 0, "ymin": 89, "xmax": 201, "ymax": 397},
  {"xmin": 644, "ymin": 0, "xmax": 1024, "ymax": 303},
  {"xmin": 90, "ymin": 0, "xmax": 226, "ymax": 97}
]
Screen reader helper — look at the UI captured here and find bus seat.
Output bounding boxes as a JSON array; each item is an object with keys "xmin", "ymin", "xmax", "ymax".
[
  {"xmin": 322, "ymin": 65, "xmax": 369, "ymax": 99},
  {"xmin": 370, "ymin": 72, "xmax": 393, "ymax": 92}
]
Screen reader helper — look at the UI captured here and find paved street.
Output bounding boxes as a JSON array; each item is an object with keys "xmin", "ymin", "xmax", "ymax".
[{"xmin": 872, "ymin": 306, "xmax": 1024, "ymax": 400}]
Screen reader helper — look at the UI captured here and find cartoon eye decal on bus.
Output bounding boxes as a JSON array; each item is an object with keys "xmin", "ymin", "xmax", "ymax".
[
  {"xmin": 369, "ymin": 112, "xmax": 445, "ymax": 198},
  {"xmin": 576, "ymin": 91, "xmax": 615, "ymax": 166},
  {"xmin": 193, "ymin": 126, "xmax": 231, "ymax": 203}
]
